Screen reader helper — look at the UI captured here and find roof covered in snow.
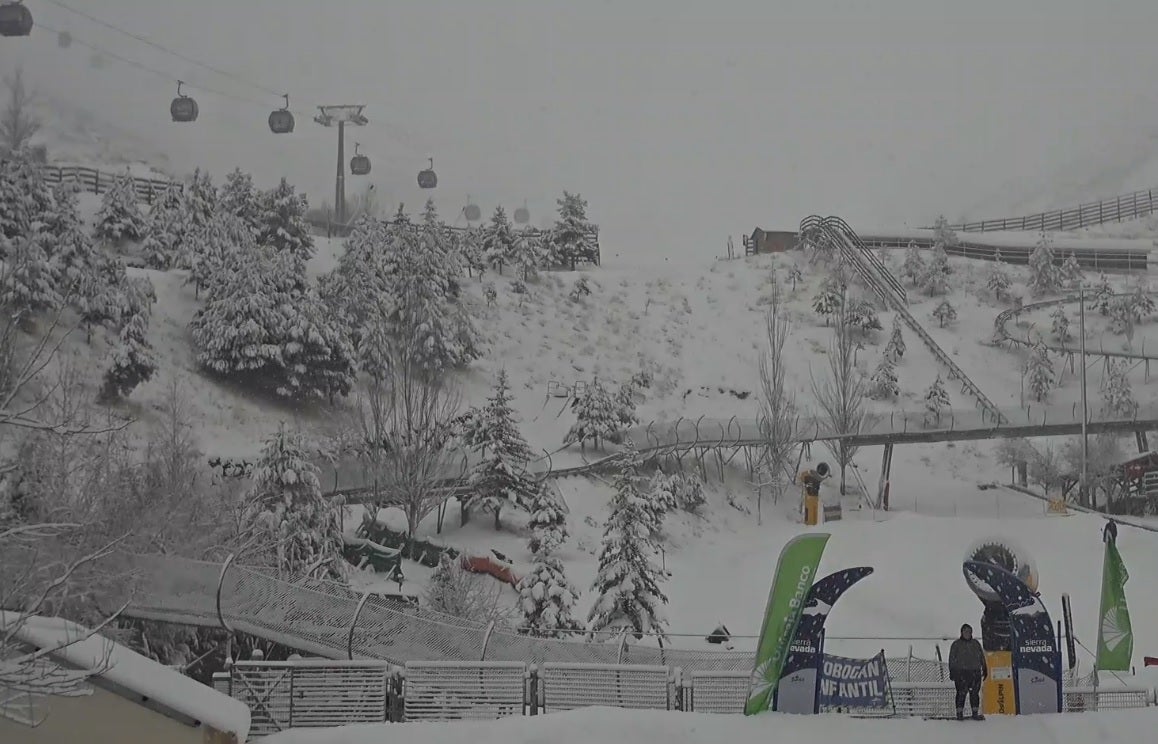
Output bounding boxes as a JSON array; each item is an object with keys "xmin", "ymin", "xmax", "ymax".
[{"xmin": 0, "ymin": 612, "xmax": 250, "ymax": 741}]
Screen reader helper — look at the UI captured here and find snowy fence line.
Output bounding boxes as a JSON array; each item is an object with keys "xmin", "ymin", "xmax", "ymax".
[
  {"xmin": 36, "ymin": 162, "xmax": 179, "ymax": 204},
  {"xmin": 859, "ymin": 234, "xmax": 1151, "ymax": 273},
  {"xmin": 211, "ymin": 659, "xmax": 1154, "ymax": 736},
  {"xmin": 946, "ymin": 186, "xmax": 1158, "ymax": 233}
]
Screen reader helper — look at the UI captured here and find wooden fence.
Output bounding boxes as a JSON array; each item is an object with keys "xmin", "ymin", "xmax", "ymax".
[
  {"xmin": 946, "ymin": 187, "xmax": 1158, "ymax": 233},
  {"xmin": 36, "ymin": 163, "xmax": 180, "ymax": 204},
  {"xmin": 858, "ymin": 235, "xmax": 1151, "ymax": 273}
]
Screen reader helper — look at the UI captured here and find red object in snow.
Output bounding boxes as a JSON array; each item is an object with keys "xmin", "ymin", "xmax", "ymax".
[
  {"xmin": 458, "ymin": 554, "xmax": 521, "ymax": 587},
  {"xmin": 1145, "ymin": 656, "xmax": 1158, "ymax": 667}
]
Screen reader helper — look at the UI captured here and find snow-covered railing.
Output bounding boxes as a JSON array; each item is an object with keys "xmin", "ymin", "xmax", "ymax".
[
  {"xmin": 402, "ymin": 661, "xmax": 527, "ymax": 721},
  {"xmin": 225, "ymin": 660, "xmax": 394, "ymax": 738},
  {"xmin": 942, "ymin": 187, "xmax": 1158, "ymax": 233},
  {"xmin": 33, "ymin": 162, "xmax": 179, "ymax": 204},
  {"xmin": 538, "ymin": 663, "xmax": 673, "ymax": 712},
  {"xmin": 683, "ymin": 670, "xmax": 749, "ymax": 714},
  {"xmin": 857, "ymin": 235, "xmax": 1150, "ymax": 273},
  {"xmin": 992, "ymin": 291, "xmax": 1158, "ymax": 363},
  {"xmin": 1063, "ymin": 686, "xmax": 1154, "ymax": 711}
]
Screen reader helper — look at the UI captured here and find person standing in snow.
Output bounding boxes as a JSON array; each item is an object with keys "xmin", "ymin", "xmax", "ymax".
[{"xmin": 948, "ymin": 623, "xmax": 987, "ymax": 720}]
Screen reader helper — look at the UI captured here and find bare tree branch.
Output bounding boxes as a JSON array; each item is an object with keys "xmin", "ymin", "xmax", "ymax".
[
  {"xmin": 756, "ymin": 278, "xmax": 798, "ymax": 521},
  {"xmin": 808, "ymin": 286, "xmax": 867, "ymax": 494}
]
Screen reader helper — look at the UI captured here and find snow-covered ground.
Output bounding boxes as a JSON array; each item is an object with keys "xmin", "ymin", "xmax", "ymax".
[{"xmin": 258, "ymin": 706, "xmax": 1157, "ymax": 744}]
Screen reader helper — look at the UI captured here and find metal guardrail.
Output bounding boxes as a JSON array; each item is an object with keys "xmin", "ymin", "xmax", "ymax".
[
  {"xmin": 859, "ymin": 235, "xmax": 1151, "ymax": 274},
  {"xmin": 212, "ymin": 660, "xmax": 1154, "ymax": 738},
  {"xmin": 992, "ymin": 290, "xmax": 1158, "ymax": 363}
]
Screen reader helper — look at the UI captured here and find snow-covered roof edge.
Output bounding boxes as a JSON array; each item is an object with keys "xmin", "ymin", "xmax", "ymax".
[{"xmin": 0, "ymin": 612, "xmax": 250, "ymax": 741}]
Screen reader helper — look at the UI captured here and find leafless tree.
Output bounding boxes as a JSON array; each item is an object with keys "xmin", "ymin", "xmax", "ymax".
[
  {"xmin": 423, "ymin": 553, "xmax": 517, "ymax": 626},
  {"xmin": 756, "ymin": 280, "xmax": 798, "ymax": 523},
  {"xmin": 1, "ymin": 67, "xmax": 40, "ymax": 155},
  {"xmin": 355, "ymin": 318, "xmax": 465, "ymax": 536},
  {"xmin": 809, "ymin": 292, "xmax": 866, "ymax": 494}
]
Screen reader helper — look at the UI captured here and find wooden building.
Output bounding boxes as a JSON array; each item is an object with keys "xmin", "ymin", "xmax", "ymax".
[{"xmin": 743, "ymin": 229, "xmax": 798, "ymax": 255}]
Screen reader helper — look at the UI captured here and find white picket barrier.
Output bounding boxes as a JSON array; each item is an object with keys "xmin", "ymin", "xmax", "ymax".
[
  {"xmin": 403, "ymin": 661, "xmax": 526, "ymax": 721},
  {"xmin": 539, "ymin": 663, "xmax": 671, "ymax": 712},
  {"xmin": 685, "ymin": 671, "xmax": 749, "ymax": 714}
]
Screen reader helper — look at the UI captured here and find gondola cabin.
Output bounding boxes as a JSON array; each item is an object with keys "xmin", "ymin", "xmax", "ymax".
[
  {"xmin": 268, "ymin": 108, "xmax": 294, "ymax": 134},
  {"xmin": 0, "ymin": 2, "xmax": 33, "ymax": 37},
  {"xmin": 464, "ymin": 203, "xmax": 481, "ymax": 222},
  {"xmin": 170, "ymin": 94, "xmax": 198, "ymax": 123},
  {"xmin": 268, "ymin": 95, "xmax": 294, "ymax": 134},
  {"xmin": 417, "ymin": 158, "xmax": 437, "ymax": 189},
  {"xmin": 514, "ymin": 205, "xmax": 530, "ymax": 224},
  {"xmin": 58, "ymin": 31, "xmax": 71, "ymax": 48},
  {"xmin": 350, "ymin": 153, "xmax": 371, "ymax": 176}
]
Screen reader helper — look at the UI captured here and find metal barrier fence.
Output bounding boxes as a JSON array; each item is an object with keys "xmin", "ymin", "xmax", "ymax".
[{"xmin": 211, "ymin": 659, "xmax": 1155, "ymax": 739}]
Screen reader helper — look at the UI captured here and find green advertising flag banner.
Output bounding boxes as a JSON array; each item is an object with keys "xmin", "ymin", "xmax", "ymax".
[
  {"xmin": 744, "ymin": 532, "xmax": 830, "ymax": 715},
  {"xmin": 1096, "ymin": 536, "xmax": 1133, "ymax": 671}
]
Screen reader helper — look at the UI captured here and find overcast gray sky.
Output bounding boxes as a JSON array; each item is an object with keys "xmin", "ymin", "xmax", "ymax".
[{"xmin": 4, "ymin": 0, "xmax": 1158, "ymax": 265}]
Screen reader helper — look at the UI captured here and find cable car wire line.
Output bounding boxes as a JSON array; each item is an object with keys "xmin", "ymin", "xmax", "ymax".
[
  {"xmin": 40, "ymin": 0, "xmax": 285, "ymax": 98},
  {"xmin": 35, "ymin": 4, "xmax": 429, "ymax": 155}
]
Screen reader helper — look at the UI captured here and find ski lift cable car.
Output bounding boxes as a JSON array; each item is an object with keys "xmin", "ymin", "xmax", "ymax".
[
  {"xmin": 463, "ymin": 195, "xmax": 481, "ymax": 223},
  {"xmin": 170, "ymin": 80, "xmax": 199, "ymax": 123},
  {"xmin": 268, "ymin": 94, "xmax": 295, "ymax": 134},
  {"xmin": 350, "ymin": 143, "xmax": 371, "ymax": 176},
  {"xmin": 0, "ymin": 1, "xmax": 33, "ymax": 38},
  {"xmin": 417, "ymin": 157, "xmax": 437, "ymax": 189},
  {"xmin": 514, "ymin": 200, "xmax": 530, "ymax": 225}
]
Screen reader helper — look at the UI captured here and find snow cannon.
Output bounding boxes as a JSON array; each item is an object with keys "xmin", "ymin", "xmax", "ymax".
[
  {"xmin": 797, "ymin": 462, "xmax": 830, "ymax": 526},
  {"xmin": 962, "ymin": 537, "xmax": 1038, "ymax": 716},
  {"xmin": 963, "ymin": 537, "xmax": 1038, "ymax": 603}
]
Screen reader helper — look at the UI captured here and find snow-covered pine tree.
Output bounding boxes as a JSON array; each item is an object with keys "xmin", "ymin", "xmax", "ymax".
[
  {"xmin": 184, "ymin": 168, "xmax": 218, "ymax": 236},
  {"xmin": 1108, "ymin": 297, "xmax": 1133, "ymax": 336},
  {"xmin": 43, "ymin": 181, "xmax": 96, "ymax": 299},
  {"xmin": 481, "ymin": 206, "xmax": 517, "ymax": 274},
  {"xmin": 901, "ymin": 242, "xmax": 925, "ymax": 286},
  {"xmin": 457, "ymin": 226, "xmax": 487, "ymax": 279},
  {"xmin": 547, "ymin": 191, "xmax": 599, "ymax": 270},
  {"xmin": 526, "ymin": 478, "xmax": 569, "ymax": 556},
  {"xmin": 93, "ymin": 172, "xmax": 145, "ymax": 245},
  {"xmin": 932, "ymin": 215, "xmax": 959, "ymax": 247},
  {"xmin": 1028, "ymin": 233, "xmax": 1060, "ymax": 296},
  {"xmin": 868, "ymin": 354, "xmax": 899, "ymax": 400},
  {"xmin": 99, "ymin": 276, "xmax": 157, "ymax": 401},
  {"xmin": 140, "ymin": 185, "xmax": 189, "ymax": 270},
  {"xmin": 564, "ymin": 380, "xmax": 619, "ymax": 450},
  {"xmin": 569, "ymin": 275, "xmax": 592, "ymax": 302},
  {"xmin": 1090, "ymin": 273, "xmax": 1114, "ymax": 315},
  {"xmin": 218, "ymin": 167, "xmax": 263, "ymax": 235},
  {"xmin": 847, "ymin": 298, "xmax": 882, "ymax": 335},
  {"xmin": 1102, "ymin": 359, "xmax": 1136, "ymax": 418},
  {"xmin": 78, "ymin": 251, "xmax": 128, "ymax": 339},
  {"xmin": 932, "ymin": 299, "xmax": 957, "ymax": 328},
  {"xmin": 4, "ymin": 234, "xmax": 59, "ymax": 320},
  {"xmin": 1059, "ymin": 252, "xmax": 1083, "ymax": 289},
  {"xmin": 258, "ymin": 177, "xmax": 315, "ymax": 262},
  {"xmin": 1128, "ymin": 285, "xmax": 1155, "ymax": 322},
  {"xmin": 586, "ymin": 442, "xmax": 668, "ymax": 641},
  {"xmin": 1050, "ymin": 304, "xmax": 1070, "ymax": 342},
  {"xmin": 186, "ymin": 212, "xmax": 253, "ymax": 297},
  {"xmin": 1026, "ymin": 342, "xmax": 1055, "ymax": 402},
  {"xmin": 516, "ymin": 556, "xmax": 581, "ymax": 638},
  {"xmin": 811, "ymin": 278, "xmax": 843, "ymax": 326},
  {"xmin": 0, "ymin": 156, "xmax": 53, "ymax": 241},
  {"xmin": 190, "ymin": 246, "xmax": 355, "ymax": 401},
  {"xmin": 464, "ymin": 369, "xmax": 539, "ymax": 529},
  {"xmin": 238, "ymin": 423, "xmax": 347, "ymax": 582},
  {"xmin": 884, "ymin": 317, "xmax": 906, "ymax": 362},
  {"xmin": 918, "ymin": 244, "xmax": 950, "ymax": 296},
  {"xmin": 511, "ymin": 229, "xmax": 544, "ymax": 281},
  {"xmin": 322, "ymin": 208, "xmax": 478, "ymax": 378},
  {"xmin": 651, "ymin": 471, "xmax": 705, "ymax": 512},
  {"xmin": 924, "ymin": 374, "xmax": 950, "ymax": 424},
  {"xmin": 613, "ymin": 379, "xmax": 641, "ymax": 433},
  {"xmin": 786, "ymin": 265, "xmax": 803, "ymax": 292},
  {"xmin": 986, "ymin": 252, "xmax": 1012, "ymax": 301}
]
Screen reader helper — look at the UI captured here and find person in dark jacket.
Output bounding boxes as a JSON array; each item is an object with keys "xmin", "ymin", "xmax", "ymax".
[{"xmin": 948, "ymin": 623, "xmax": 988, "ymax": 720}]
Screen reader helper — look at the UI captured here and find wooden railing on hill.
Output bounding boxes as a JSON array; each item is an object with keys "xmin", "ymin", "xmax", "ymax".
[
  {"xmin": 945, "ymin": 187, "xmax": 1158, "ymax": 232},
  {"xmin": 36, "ymin": 163, "xmax": 180, "ymax": 205}
]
